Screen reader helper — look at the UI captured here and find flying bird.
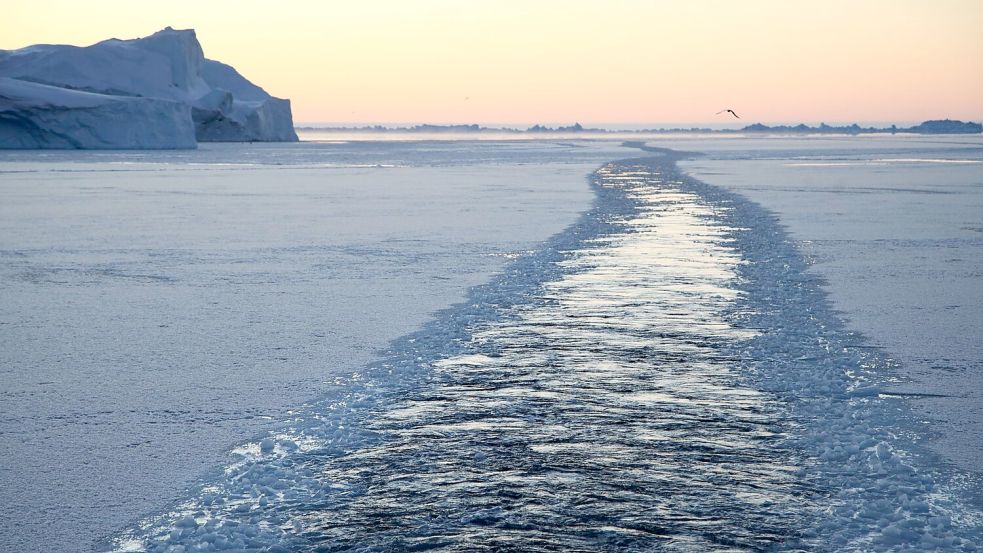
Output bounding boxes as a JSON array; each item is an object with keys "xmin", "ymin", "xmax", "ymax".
[{"xmin": 717, "ymin": 109, "xmax": 740, "ymax": 119}]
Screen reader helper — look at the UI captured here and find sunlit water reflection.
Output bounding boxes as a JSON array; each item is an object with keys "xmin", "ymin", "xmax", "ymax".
[
  {"xmin": 297, "ymin": 163, "xmax": 807, "ymax": 551},
  {"xmin": 108, "ymin": 153, "xmax": 980, "ymax": 552},
  {"xmin": 108, "ymin": 157, "xmax": 817, "ymax": 552}
]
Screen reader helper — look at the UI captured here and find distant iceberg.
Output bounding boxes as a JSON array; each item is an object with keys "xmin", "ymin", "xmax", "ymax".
[{"xmin": 0, "ymin": 27, "xmax": 298, "ymax": 149}]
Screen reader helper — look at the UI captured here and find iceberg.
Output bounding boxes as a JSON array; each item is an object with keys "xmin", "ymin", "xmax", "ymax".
[
  {"xmin": 0, "ymin": 27, "xmax": 298, "ymax": 149},
  {"xmin": 195, "ymin": 59, "xmax": 298, "ymax": 142},
  {"xmin": 0, "ymin": 77, "xmax": 197, "ymax": 149}
]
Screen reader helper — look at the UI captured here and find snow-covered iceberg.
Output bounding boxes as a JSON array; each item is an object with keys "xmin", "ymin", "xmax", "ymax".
[{"xmin": 0, "ymin": 27, "xmax": 298, "ymax": 149}]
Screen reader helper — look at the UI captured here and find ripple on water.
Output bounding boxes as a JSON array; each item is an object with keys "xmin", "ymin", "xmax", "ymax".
[{"xmin": 108, "ymin": 159, "xmax": 815, "ymax": 552}]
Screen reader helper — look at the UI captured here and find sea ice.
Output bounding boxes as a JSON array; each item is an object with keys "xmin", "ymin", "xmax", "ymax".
[
  {"xmin": 673, "ymin": 135, "xmax": 983, "ymax": 475},
  {"xmin": 0, "ymin": 139, "xmax": 625, "ymax": 553}
]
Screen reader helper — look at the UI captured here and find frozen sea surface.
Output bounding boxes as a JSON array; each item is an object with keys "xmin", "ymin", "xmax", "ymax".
[
  {"xmin": 0, "ymin": 140, "xmax": 629, "ymax": 553},
  {"xmin": 102, "ymin": 147, "xmax": 980, "ymax": 551},
  {"xmin": 2, "ymin": 137, "xmax": 981, "ymax": 551},
  {"xmin": 673, "ymin": 135, "xmax": 983, "ymax": 475}
]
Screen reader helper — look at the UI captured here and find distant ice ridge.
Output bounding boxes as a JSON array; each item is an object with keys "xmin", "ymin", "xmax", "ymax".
[{"xmin": 0, "ymin": 27, "xmax": 297, "ymax": 149}]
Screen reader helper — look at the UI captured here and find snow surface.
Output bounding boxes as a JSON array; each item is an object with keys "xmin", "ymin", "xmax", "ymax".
[
  {"xmin": 0, "ymin": 27, "xmax": 297, "ymax": 148},
  {"xmin": 0, "ymin": 140, "xmax": 628, "ymax": 553}
]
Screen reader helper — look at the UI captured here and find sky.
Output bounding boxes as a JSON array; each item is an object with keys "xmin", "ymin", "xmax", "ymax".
[{"xmin": 3, "ymin": 0, "xmax": 982, "ymax": 126}]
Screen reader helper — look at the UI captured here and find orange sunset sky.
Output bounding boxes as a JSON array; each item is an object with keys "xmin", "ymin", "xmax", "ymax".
[{"xmin": 3, "ymin": 0, "xmax": 982, "ymax": 126}]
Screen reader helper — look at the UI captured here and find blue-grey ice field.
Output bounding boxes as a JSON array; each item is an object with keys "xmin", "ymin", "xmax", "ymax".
[{"xmin": 1, "ymin": 136, "xmax": 981, "ymax": 551}]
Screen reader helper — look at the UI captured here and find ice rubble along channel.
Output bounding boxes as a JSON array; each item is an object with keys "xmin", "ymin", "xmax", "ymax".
[
  {"xmin": 104, "ymin": 154, "xmax": 981, "ymax": 551},
  {"xmin": 0, "ymin": 27, "xmax": 297, "ymax": 149}
]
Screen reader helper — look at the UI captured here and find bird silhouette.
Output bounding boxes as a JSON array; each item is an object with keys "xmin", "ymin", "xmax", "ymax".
[{"xmin": 716, "ymin": 109, "xmax": 740, "ymax": 119}]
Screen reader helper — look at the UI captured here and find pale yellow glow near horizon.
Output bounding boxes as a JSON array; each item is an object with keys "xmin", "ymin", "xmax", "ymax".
[{"xmin": 3, "ymin": 0, "xmax": 982, "ymax": 125}]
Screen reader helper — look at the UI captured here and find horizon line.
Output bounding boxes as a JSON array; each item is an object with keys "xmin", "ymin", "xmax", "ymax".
[{"xmin": 294, "ymin": 119, "xmax": 976, "ymax": 128}]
